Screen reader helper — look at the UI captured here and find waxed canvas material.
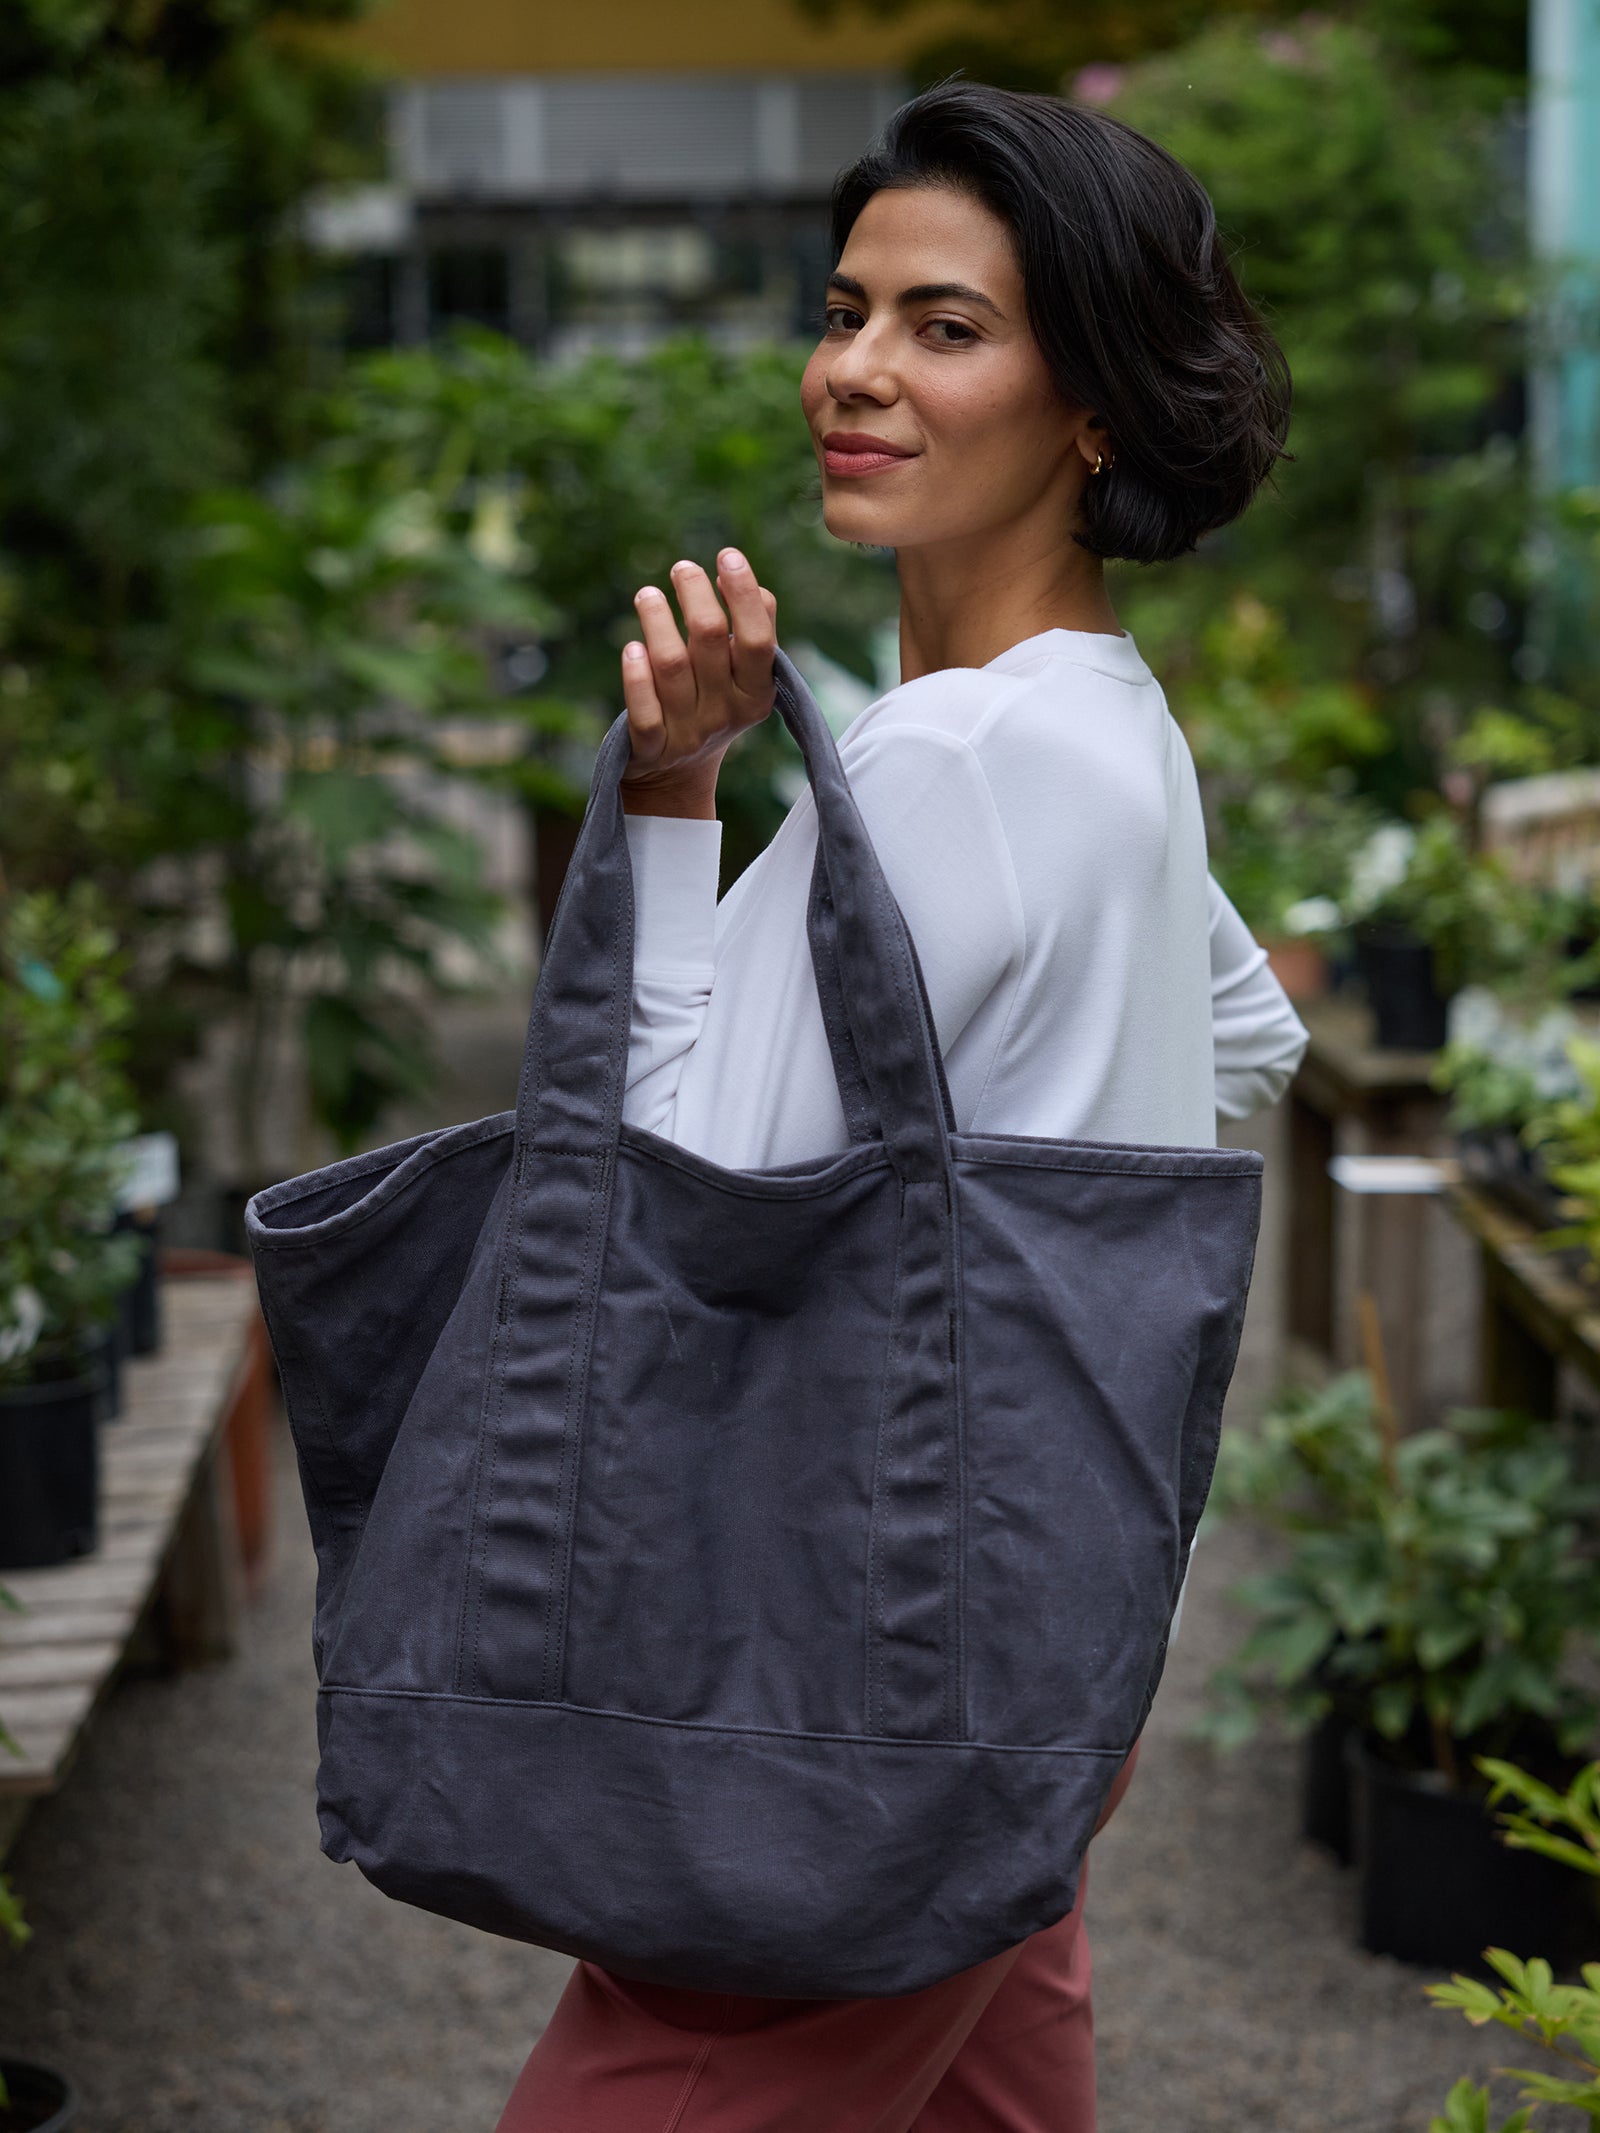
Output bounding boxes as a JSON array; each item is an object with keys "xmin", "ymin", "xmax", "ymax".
[{"xmin": 247, "ymin": 649, "xmax": 1263, "ymax": 1999}]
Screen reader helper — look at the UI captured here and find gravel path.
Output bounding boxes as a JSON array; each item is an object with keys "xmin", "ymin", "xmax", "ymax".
[{"xmin": 0, "ymin": 1110, "xmax": 1526, "ymax": 2131}]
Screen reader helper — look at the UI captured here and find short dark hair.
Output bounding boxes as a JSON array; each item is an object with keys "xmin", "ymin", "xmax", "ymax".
[{"xmin": 830, "ymin": 81, "xmax": 1292, "ymax": 566}]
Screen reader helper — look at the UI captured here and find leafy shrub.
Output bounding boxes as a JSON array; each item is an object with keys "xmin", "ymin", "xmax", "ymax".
[
  {"xmin": 1429, "ymin": 1761, "xmax": 1600, "ymax": 2128},
  {"xmin": 1202, "ymin": 1376, "xmax": 1600, "ymax": 1780},
  {"xmin": 0, "ymin": 888, "xmax": 141, "ymax": 1386}
]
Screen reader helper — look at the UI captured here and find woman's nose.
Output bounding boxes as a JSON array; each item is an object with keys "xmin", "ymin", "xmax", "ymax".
[{"xmin": 825, "ymin": 328, "xmax": 898, "ymax": 407}]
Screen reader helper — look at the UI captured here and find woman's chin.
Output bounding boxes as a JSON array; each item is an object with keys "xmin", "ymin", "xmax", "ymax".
[{"xmin": 820, "ymin": 496, "xmax": 906, "ymax": 548}]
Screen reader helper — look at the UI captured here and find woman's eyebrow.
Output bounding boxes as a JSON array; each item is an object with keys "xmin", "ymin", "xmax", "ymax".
[
  {"xmin": 900, "ymin": 281, "xmax": 1005, "ymax": 318},
  {"xmin": 826, "ymin": 271, "xmax": 1005, "ymax": 320}
]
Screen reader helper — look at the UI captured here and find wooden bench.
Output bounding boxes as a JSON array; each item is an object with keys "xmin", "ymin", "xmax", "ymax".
[
  {"xmin": 0, "ymin": 1276, "xmax": 263, "ymax": 1857},
  {"xmin": 1286, "ymin": 997, "xmax": 1466, "ymax": 1421},
  {"xmin": 1448, "ymin": 1181, "xmax": 1600, "ymax": 1417}
]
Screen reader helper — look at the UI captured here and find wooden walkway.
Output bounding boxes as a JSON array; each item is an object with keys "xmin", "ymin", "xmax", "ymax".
[{"xmin": 0, "ymin": 1278, "xmax": 258, "ymax": 1819}]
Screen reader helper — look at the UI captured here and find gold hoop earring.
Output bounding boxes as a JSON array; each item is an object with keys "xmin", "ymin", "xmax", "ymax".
[{"xmin": 1092, "ymin": 449, "xmax": 1109, "ymax": 478}]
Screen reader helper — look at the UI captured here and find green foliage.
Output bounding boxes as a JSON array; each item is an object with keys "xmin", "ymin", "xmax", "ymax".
[
  {"xmin": 1528, "ymin": 1040, "xmax": 1600, "ymax": 1170},
  {"xmin": 1518, "ymin": 1039, "xmax": 1600, "ymax": 1274},
  {"xmin": 2, "ymin": 329, "xmax": 893, "ymax": 1162},
  {"xmin": 1200, "ymin": 1376, "xmax": 1600, "ymax": 1774},
  {"xmin": 328, "ymin": 332, "xmax": 896, "ymax": 882},
  {"xmin": 1160, "ymin": 590, "xmax": 1387, "ymax": 931},
  {"xmin": 1434, "ymin": 1010, "xmax": 1580, "ymax": 1136},
  {"xmin": 1106, "ymin": 22, "xmax": 1543, "ymax": 806},
  {"xmin": 794, "ymin": 0, "xmax": 1527, "ymax": 87},
  {"xmin": 1431, "ymin": 1952, "xmax": 1600, "ymax": 2124},
  {"xmin": 1431, "ymin": 2074, "xmax": 1533, "ymax": 2133},
  {"xmin": 0, "ymin": 1873, "xmax": 26, "ymax": 1954},
  {"xmin": 175, "ymin": 454, "xmax": 535, "ymax": 1154},
  {"xmin": 0, "ymin": 65, "xmax": 231, "ymax": 596},
  {"xmin": 1479, "ymin": 1757, "xmax": 1600, "ymax": 1882},
  {"xmin": 0, "ymin": 0, "xmax": 380, "ymax": 460},
  {"xmin": 0, "ymin": 888, "xmax": 141, "ymax": 1385},
  {"xmin": 1348, "ymin": 816, "xmax": 1532, "ymax": 994},
  {"xmin": 1426, "ymin": 1760, "xmax": 1600, "ymax": 2126}
]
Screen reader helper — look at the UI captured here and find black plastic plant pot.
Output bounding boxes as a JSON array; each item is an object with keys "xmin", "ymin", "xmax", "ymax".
[
  {"xmin": 0, "ymin": 2057, "xmax": 80, "ymax": 2131},
  {"xmin": 113, "ymin": 1210, "xmax": 162, "ymax": 1358},
  {"xmin": 0, "ymin": 1370, "xmax": 102, "ymax": 1571},
  {"xmin": 1351, "ymin": 1742, "xmax": 1594, "ymax": 1971},
  {"xmin": 1301, "ymin": 1711, "xmax": 1355, "ymax": 1863},
  {"xmin": 1354, "ymin": 924, "xmax": 1452, "ymax": 1052}
]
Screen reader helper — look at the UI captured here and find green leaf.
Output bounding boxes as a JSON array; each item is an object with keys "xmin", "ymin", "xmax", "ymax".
[
  {"xmin": 1429, "ymin": 1976, "xmax": 1510, "ymax": 2027},
  {"xmin": 1427, "ymin": 2076, "xmax": 1527, "ymax": 2133},
  {"xmin": 1372, "ymin": 1681, "xmax": 1416, "ymax": 1739},
  {"xmin": 0, "ymin": 1871, "xmax": 29, "ymax": 1952},
  {"xmin": 283, "ymin": 770, "xmax": 401, "ymax": 863}
]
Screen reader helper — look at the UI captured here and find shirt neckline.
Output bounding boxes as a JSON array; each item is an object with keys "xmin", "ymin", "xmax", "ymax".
[{"xmin": 981, "ymin": 626, "xmax": 1152, "ymax": 684}]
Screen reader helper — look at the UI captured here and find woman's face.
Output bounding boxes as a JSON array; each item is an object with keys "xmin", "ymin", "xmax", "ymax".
[{"xmin": 799, "ymin": 184, "xmax": 1099, "ymax": 555}]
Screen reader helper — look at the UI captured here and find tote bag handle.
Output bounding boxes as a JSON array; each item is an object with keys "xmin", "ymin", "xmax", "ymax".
[{"xmin": 516, "ymin": 650, "xmax": 956, "ymax": 1184}]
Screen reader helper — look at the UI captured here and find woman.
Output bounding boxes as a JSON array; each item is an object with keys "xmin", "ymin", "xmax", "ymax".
[{"xmin": 498, "ymin": 80, "xmax": 1307, "ymax": 2133}]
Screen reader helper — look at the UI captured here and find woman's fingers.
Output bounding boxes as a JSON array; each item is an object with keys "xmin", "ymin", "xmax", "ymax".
[
  {"xmin": 627, "ymin": 557, "xmax": 777, "ymax": 777},
  {"xmin": 671, "ymin": 560, "xmax": 736, "ymax": 710},
  {"xmin": 620, "ymin": 640, "xmax": 666, "ymax": 768},
  {"xmin": 633, "ymin": 583, "xmax": 695, "ymax": 721},
  {"xmin": 715, "ymin": 549, "xmax": 777, "ymax": 704}
]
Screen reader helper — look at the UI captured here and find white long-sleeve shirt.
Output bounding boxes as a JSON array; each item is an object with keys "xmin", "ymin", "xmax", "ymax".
[{"xmin": 620, "ymin": 626, "xmax": 1308, "ymax": 1161}]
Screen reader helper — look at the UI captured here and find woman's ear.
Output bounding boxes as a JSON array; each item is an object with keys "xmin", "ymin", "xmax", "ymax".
[{"xmin": 1075, "ymin": 421, "xmax": 1113, "ymax": 478}]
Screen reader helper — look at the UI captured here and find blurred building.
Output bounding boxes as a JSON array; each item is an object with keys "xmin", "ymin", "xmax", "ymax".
[{"xmin": 314, "ymin": 0, "xmax": 951, "ymax": 354}]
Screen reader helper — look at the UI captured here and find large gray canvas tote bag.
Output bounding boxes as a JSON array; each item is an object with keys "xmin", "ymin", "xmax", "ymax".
[{"xmin": 247, "ymin": 649, "xmax": 1262, "ymax": 1999}]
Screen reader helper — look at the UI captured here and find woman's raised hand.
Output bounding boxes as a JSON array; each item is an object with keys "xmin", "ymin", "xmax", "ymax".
[{"xmin": 619, "ymin": 549, "xmax": 778, "ymax": 817}]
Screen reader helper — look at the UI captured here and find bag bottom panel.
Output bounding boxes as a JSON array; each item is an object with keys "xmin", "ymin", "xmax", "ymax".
[{"xmin": 315, "ymin": 1688, "xmax": 1127, "ymax": 1998}]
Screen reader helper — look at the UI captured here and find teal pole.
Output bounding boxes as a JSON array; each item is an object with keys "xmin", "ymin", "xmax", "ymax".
[{"xmin": 1530, "ymin": 0, "xmax": 1600, "ymax": 491}]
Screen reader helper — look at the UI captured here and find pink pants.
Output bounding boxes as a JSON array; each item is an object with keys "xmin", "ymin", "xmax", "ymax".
[{"xmin": 496, "ymin": 1744, "xmax": 1139, "ymax": 2133}]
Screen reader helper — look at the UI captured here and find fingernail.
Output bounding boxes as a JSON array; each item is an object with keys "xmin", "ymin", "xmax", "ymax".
[
  {"xmin": 635, "ymin": 585, "xmax": 663, "ymax": 604},
  {"xmin": 719, "ymin": 548, "xmax": 746, "ymax": 572},
  {"xmin": 623, "ymin": 641, "xmax": 645, "ymax": 662},
  {"xmin": 671, "ymin": 558, "xmax": 695, "ymax": 575}
]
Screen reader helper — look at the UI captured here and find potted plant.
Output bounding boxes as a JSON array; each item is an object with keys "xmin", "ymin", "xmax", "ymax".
[
  {"xmin": 1428, "ymin": 1757, "xmax": 1600, "ymax": 2128},
  {"xmin": 0, "ymin": 890, "xmax": 140, "ymax": 1570},
  {"xmin": 1199, "ymin": 1373, "xmax": 1381, "ymax": 1860},
  {"xmin": 1341, "ymin": 817, "xmax": 1526, "ymax": 1051},
  {"xmin": 1519, "ymin": 1038, "xmax": 1600, "ymax": 1282},
  {"xmin": 1435, "ymin": 994, "xmax": 1584, "ymax": 1230},
  {"xmin": 1203, "ymin": 1373, "xmax": 1600, "ymax": 1967}
]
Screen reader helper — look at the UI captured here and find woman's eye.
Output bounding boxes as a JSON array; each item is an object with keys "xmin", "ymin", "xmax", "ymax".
[
  {"xmin": 923, "ymin": 318, "xmax": 979, "ymax": 346},
  {"xmin": 823, "ymin": 305, "xmax": 863, "ymax": 333}
]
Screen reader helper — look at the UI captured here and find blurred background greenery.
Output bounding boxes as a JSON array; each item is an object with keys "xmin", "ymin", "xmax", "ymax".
[{"xmin": 1, "ymin": 0, "xmax": 1598, "ymax": 1240}]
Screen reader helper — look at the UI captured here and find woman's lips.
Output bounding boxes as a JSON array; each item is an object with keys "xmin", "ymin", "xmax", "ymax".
[{"xmin": 821, "ymin": 436, "xmax": 918, "ymax": 478}]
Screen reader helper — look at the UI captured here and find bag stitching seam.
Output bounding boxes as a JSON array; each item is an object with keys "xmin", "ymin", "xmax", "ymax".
[
  {"xmin": 457, "ymin": 1166, "xmax": 521, "ymax": 1696},
  {"xmin": 618, "ymin": 1125, "xmax": 892, "ymax": 1198},
  {"xmin": 247, "ymin": 1117, "xmax": 514, "ymax": 1246},
  {"xmin": 946, "ymin": 1173, "xmax": 968, "ymax": 1744},
  {"xmin": 863, "ymin": 1184, "xmax": 908, "ymax": 1737},
  {"xmin": 315, "ymin": 1684, "xmax": 1130, "ymax": 1757},
  {"xmin": 544, "ymin": 1151, "xmax": 611, "ymax": 1702},
  {"xmin": 960, "ymin": 1153, "xmax": 1262, "ymax": 1180}
]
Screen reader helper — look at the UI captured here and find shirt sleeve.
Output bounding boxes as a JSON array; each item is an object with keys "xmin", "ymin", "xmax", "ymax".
[
  {"xmin": 840, "ymin": 722, "xmax": 1026, "ymax": 1061},
  {"xmin": 1209, "ymin": 876, "xmax": 1310, "ymax": 1119},
  {"xmin": 621, "ymin": 812, "xmax": 724, "ymax": 1136}
]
